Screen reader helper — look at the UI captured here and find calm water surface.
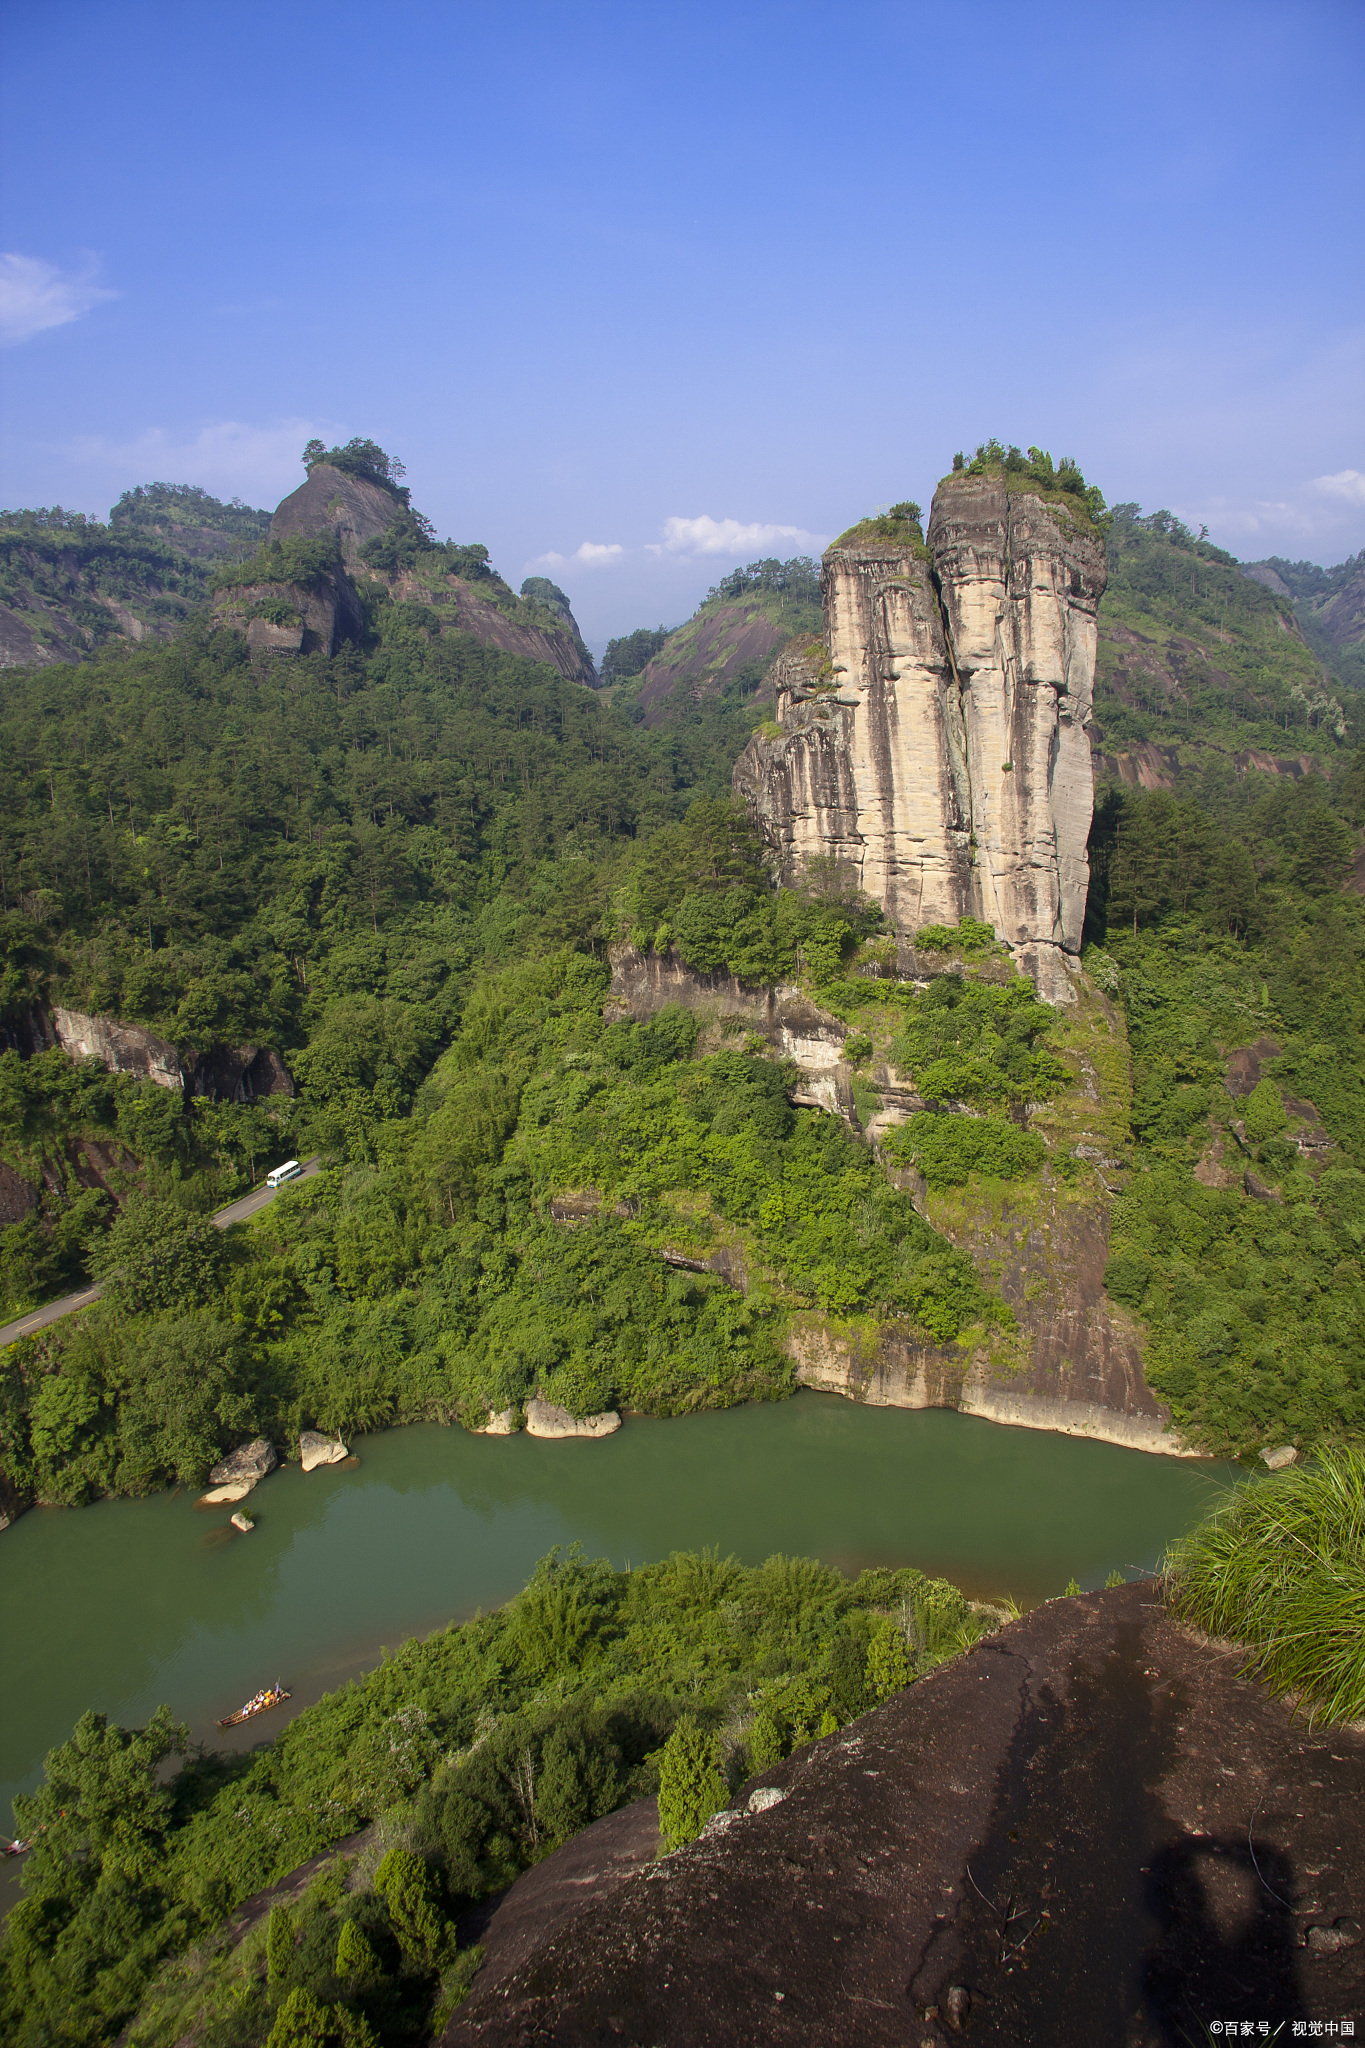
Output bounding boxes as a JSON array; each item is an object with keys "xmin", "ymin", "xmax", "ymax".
[{"xmin": 2, "ymin": 1396, "xmax": 1236, "ymax": 1829}]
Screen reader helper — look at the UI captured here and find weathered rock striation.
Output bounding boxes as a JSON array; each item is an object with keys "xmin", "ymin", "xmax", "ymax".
[{"xmin": 736, "ymin": 476, "xmax": 1107, "ymax": 1002}]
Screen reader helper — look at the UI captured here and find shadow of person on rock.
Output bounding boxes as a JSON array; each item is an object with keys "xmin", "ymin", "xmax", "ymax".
[{"xmin": 1144, "ymin": 1834, "xmax": 1305, "ymax": 2044}]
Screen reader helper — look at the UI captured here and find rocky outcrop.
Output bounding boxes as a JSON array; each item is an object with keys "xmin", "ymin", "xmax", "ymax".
[
  {"xmin": 439, "ymin": 1583, "xmax": 1365, "ymax": 2046},
  {"xmin": 736, "ymin": 478, "xmax": 1107, "ymax": 1002},
  {"xmin": 525, "ymin": 1398, "xmax": 620, "ymax": 1440},
  {"xmin": 605, "ymin": 944, "xmax": 859, "ymax": 1119},
  {"xmin": 788, "ymin": 1189, "xmax": 1187, "ymax": 1458},
  {"xmin": 270, "ymin": 464, "xmax": 398, "ymax": 569},
  {"xmin": 474, "ymin": 1408, "xmax": 517, "ymax": 1435},
  {"xmin": 215, "ymin": 573, "xmax": 363, "ymax": 658},
  {"xmin": 209, "ymin": 1439, "xmax": 278, "ymax": 1487},
  {"xmin": 53, "ymin": 1008, "xmax": 183, "ymax": 1090},
  {"xmin": 298, "ymin": 1431, "xmax": 347, "ymax": 1472},
  {"xmin": 603, "ymin": 949, "xmax": 1183, "ymax": 1452},
  {"xmin": 48, "ymin": 1009, "xmax": 291, "ymax": 1103}
]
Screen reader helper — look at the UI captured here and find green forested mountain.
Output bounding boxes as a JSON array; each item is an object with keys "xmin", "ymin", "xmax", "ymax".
[
  {"xmin": 3, "ymin": 450, "xmax": 1365, "ymax": 2048},
  {"xmin": 1093, "ymin": 505, "xmax": 1352, "ymax": 780},
  {"xmin": 0, "ymin": 492, "xmax": 271, "ymax": 669},
  {"xmin": 1244, "ymin": 548, "xmax": 1365, "ymax": 693},
  {"xmin": 606, "ymin": 556, "xmax": 821, "ymax": 728}
]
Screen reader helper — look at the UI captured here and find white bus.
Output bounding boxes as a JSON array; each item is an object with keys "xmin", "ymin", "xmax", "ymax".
[{"xmin": 266, "ymin": 1160, "xmax": 303, "ymax": 1189}]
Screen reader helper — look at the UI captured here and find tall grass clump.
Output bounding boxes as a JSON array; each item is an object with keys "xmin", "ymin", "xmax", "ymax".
[{"xmin": 1163, "ymin": 1448, "xmax": 1365, "ymax": 1726}]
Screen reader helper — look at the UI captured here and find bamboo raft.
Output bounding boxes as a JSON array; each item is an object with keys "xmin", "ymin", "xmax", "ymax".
[{"xmin": 217, "ymin": 1682, "xmax": 290, "ymax": 1728}]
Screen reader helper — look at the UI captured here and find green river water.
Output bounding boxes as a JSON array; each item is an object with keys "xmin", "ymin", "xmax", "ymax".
[{"xmin": 1, "ymin": 1395, "xmax": 1237, "ymax": 1835}]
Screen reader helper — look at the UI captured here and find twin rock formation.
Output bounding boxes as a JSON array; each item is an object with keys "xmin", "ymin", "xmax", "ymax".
[{"xmin": 736, "ymin": 472, "xmax": 1107, "ymax": 1001}]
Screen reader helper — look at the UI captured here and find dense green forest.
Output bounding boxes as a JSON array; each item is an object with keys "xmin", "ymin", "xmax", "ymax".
[
  {"xmin": 0, "ymin": 1544, "xmax": 1001, "ymax": 2047},
  {"xmin": 1087, "ymin": 760, "xmax": 1365, "ymax": 1454}
]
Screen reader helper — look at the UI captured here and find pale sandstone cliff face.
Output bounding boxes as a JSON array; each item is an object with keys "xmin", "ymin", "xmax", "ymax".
[
  {"xmin": 50, "ymin": 1008, "xmax": 291, "ymax": 1103},
  {"xmin": 930, "ymin": 477, "xmax": 1105, "ymax": 996},
  {"xmin": 735, "ymin": 477, "xmax": 1107, "ymax": 1003}
]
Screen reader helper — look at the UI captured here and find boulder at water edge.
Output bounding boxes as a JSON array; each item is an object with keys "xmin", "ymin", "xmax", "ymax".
[
  {"xmin": 1260, "ymin": 1444, "xmax": 1299, "ymax": 1470},
  {"xmin": 475, "ymin": 1408, "xmax": 517, "ymax": 1435},
  {"xmin": 199, "ymin": 1478, "xmax": 256, "ymax": 1505},
  {"xmin": 209, "ymin": 1439, "xmax": 278, "ymax": 1487},
  {"xmin": 298, "ymin": 1430, "xmax": 348, "ymax": 1472},
  {"xmin": 525, "ymin": 1398, "xmax": 621, "ymax": 1440}
]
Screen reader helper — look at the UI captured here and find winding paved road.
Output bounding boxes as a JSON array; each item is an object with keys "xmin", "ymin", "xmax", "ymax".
[{"xmin": 0, "ymin": 1157, "xmax": 321, "ymax": 1350}]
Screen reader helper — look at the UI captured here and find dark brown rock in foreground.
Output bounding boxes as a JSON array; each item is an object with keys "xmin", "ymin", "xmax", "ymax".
[{"xmin": 442, "ymin": 1585, "xmax": 1364, "ymax": 2046}]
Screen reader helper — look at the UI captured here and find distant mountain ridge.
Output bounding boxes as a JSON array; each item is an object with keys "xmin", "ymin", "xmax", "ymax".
[
  {"xmin": 1092, "ymin": 506, "xmax": 1355, "ymax": 792},
  {"xmin": 605, "ymin": 557, "xmax": 822, "ymax": 727},
  {"xmin": 1244, "ymin": 549, "xmax": 1365, "ymax": 693},
  {"xmin": 0, "ymin": 455, "xmax": 596, "ymax": 684},
  {"xmin": 0, "ymin": 489, "xmax": 270, "ymax": 666}
]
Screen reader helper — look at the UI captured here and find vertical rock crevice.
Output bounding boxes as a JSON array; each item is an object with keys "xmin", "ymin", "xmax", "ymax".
[{"xmin": 735, "ymin": 471, "xmax": 1107, "ymax": 1002}]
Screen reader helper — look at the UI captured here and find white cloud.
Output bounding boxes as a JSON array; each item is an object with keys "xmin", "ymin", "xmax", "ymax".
[
  {"xmin": 649, "ymin": 513, "xmax": 826, "ymax": 558},
  {"xmin": 528, "ymin": 540, "xmax": 625, "ymax": 571},
  {"xmin": 1313, "ymin": 468, "xmax": 1365, "ymax": 506},
  {"xmin": 0, "ymin": 253, "xmax": 117, "ymax": 345},
  {"xmin": 66, "ymin": 418, "xmax": 337, "ymax": 503}
]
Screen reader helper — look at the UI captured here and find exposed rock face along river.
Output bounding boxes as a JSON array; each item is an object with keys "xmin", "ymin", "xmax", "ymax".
[{"xmin": 0, "ymin": 1399, "xmax": 1232, "ymax": 1837}]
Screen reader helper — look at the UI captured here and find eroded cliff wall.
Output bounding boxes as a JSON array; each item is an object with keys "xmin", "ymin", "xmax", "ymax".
[{"xmin": 735, "ymin": 476, "xmax": 1107, "ymax": 1002}]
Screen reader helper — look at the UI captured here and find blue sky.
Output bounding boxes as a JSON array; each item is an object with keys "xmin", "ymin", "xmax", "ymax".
[{"xmin": 2, "ymin": 0, "xmax": 1362, "ymax": 645}]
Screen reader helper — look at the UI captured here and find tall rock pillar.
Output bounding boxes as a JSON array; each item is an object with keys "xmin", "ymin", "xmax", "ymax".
[
  {"xmin": 734, "ymin": 471, "xmax": 1107, "ymax": 1003},
  {"xmin": 927, "ymin": 475, "xmax": 1106, "ymax": 998},
  {"xmin": 734, "ymin": 543, "xmax": 973, "ymax": 935}
]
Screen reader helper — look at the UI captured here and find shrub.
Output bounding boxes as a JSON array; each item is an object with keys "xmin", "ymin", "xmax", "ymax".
[
  {"xmin": 883, "ymin": 1112, "xmax": 1046, "ymax": 1189},
  {"xmin": 266, "ymin": 1905, "xmax": 296, "ymax": 1988},
  {"xmin": 656, "ymin": 1717, "xmax": 727, "ymax": 1849},
  {"xmin": 1243, "ymin": 1078, "xmax": 1288, "ymax": 1144},
  {"xmin": 374, "ymin": 1847, "xmax": 448, "ymax": 1964},
  {"xmin": 1163, "ymin": 1448, "xmax": 1365, "ymax": 1725},
  {"xmin": 266, "ymin": 1986, "xmax": 332, "ymax": 2046},
  {"xmin": 335, "ymin": 1916, "xmax": 381, "ymax": 1987},
  {"xmin": 865, "ymin": 1618, "xmax": 912, "ymax": 1700}
]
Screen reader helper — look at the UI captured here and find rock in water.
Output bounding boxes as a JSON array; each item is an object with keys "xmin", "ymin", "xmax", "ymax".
[
  {"xmin": 475, "ymin": 1408, "xmax": 517, "ymax": 1435},
  {"xmin": 734, "ymin": 472, "xmax": 1107, "ymax": 1004},
  {"xmin": 199, "ymin": 1479, "xmax": 256, "ymax": 1505},
  {"xmin": 230, "ymin": 1511, "xmax": 254, "ymax": 1533},
  {"xmin": 298, "ymin": 1431, "xmax": 348, "ymax": 1472},
  {"xmin": 524, "ymin": 1398, "xmax": 621, "ymax": 1440},
  {"xmin": 209, "ymin": 1439, "xmax": 278, "ymax": 1487}
]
